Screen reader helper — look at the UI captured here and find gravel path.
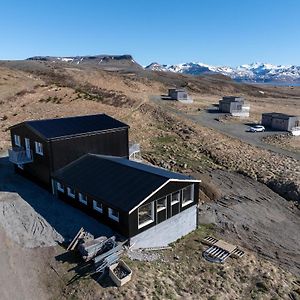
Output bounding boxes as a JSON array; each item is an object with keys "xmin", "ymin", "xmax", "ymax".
[
  {"xmin": 0, "ymin": 154, "xmax": 114, "ymax": 248},
  {"xmin": 150, "ymin": 96, "xmax": 300, "ymax": 160}
]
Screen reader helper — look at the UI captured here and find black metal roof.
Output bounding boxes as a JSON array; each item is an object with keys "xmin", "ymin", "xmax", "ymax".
[
  {"xmin": 262, "ymin": 112, "xmax": 297, "ymax": 119},
  {"xmin": 53, "ymin": 154, "xmax": 196, "ymax": 212},
  {"xmin": 18, "ymin": 114, "xmax": 128, "ymax": 140}
]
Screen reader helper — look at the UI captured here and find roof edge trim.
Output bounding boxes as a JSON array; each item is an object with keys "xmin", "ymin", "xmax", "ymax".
[{"xmin": 128, "ymin": 178, "xmax": 200, "ymax": 214}]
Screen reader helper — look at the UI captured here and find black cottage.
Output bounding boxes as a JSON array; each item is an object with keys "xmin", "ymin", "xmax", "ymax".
[
  {"xmin": 52, "ymin": 154, "xmax": 200, "ymax": 248},
  {"xmin": 9, "ymin": 114, "xmax": 129, "ymax": 188}
]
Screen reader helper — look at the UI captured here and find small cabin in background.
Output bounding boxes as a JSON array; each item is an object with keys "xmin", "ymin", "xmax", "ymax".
[
  {"xmin": 9, "ymin": 114, "xmax": 129, "ymax": 188},
  {"xmin": 168, "ymin": 88, "xmax": 193, "ymax": 103},
  {"xmin": 219, "ymin": 96, "xmax": 250, "ymax": 117},
  {"xmin": 261, "ymin": 113, "xmax": 300, "ymax": 132}
]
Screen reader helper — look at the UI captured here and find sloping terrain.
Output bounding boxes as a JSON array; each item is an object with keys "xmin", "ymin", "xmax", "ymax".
[{"xmin": 0, "ymin": 60, "xmax": 299, "ymax": 299}]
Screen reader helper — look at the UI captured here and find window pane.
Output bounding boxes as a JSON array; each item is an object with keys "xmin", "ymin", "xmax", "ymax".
[
  {"xmin": 171, "ymin": 191, "xmax": 180, "ymax": 204},
  {"xmin": 182, "ymin": 185, "xmax": 193, "ymax": 205},
  {"xmin": 111, "ymin": 209, "xmax": 118, "ymax": 217},
  {"xmin": 157, "ymin": 197, "xmax": 166, "ymax": 211},
  {"xmin": 138, "ymin": 203, "xmax": 154, "ymax": 226}
]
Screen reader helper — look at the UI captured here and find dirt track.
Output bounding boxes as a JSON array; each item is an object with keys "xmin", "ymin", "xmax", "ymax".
[
  {"xmin": 150, "ymin": 96, "xmax": 300, "ymax": 160},
  {"xmin": 199, "ymin": 170, "xmax": 300, "ymax": 276}
]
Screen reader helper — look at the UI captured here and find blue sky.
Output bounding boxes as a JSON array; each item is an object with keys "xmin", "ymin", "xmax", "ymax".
[{"xmin": 1, "ymin": 0, "xmax": 299, "ymax": 66}]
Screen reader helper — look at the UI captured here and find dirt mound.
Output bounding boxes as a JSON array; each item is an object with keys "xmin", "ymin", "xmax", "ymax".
[
  {"xmin": 200, "ymin": 170, "xmax": 300, "ymax": 276},
  {"xmin": 0, "ymin": 192, "xmax": 63, "ymax": 248}
]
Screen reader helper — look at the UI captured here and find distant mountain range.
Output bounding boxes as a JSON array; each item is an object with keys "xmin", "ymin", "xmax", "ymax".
[
  {"xmin": 26, "ymin": 55, "xmax": 300, "ymax": 84},
  {"xmin": 145, "ymin": 62, "xmax": 300, "ymax": 84},
  {"xmin": 26, "ymin": 55, "xmax": 142, "ymax": 71}
]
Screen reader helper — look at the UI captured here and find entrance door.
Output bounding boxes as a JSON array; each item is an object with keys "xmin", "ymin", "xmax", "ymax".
[{"xmin": 24, "ymin": 138, "xmax": 31, "ymax": 158}]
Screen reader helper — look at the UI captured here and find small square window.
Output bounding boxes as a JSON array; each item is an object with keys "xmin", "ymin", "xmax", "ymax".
[
  {"xmin": 93, "ymin": 200, "xmax": 103, "ymax": 213},
  {"xmin": 67, "ymin": 187, "xmax": 75, "ymax": 198},
  {"xmin": 35, "ymin": 142, "xmax": 43, "ymax": 155},
  {"xmin": 57, "ymin": 182, "xmax": 64, "ymax": 192},
  {"xmin": 79, "ymin": 193, "xmax": 87, "ymax": 205},
  {"xmin": 108, "ymin": 208, "xmax": 119, "ymax": 222},
  {"xmin": 14, "ymin": 135, "xmax": 21, "ymax": 147}
]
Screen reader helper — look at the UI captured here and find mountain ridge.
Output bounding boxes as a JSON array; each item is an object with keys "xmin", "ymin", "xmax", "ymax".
[{"xmin": 145, "ymin": 61, "xmax": 300, "ymax": 83}]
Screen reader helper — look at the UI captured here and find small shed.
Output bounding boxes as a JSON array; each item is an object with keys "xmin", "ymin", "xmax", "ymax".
[
  {"xmin": 168, "ymin": 88, "xmax": 193, "ymax": 103},
  {"xmin": 219, "ymin": 96, "xmax": 250, "ymax": 117},
  {"xmin": 261, "ymin": 113, "xmax": 300, "ymax": 131},
  {"xmin": 52, "ymin": 154, "xmax": 200, "ymax": 249}
]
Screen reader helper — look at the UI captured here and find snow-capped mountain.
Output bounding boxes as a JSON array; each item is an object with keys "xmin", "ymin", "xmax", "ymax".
[{"xmin": 145, "ymin": 61, "xmax": 300, "ymax": 83}]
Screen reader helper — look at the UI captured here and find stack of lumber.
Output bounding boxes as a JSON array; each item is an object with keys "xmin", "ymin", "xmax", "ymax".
[{"xmin": 78, "ymin": 236, "xmax": 116, "ymax": 261}]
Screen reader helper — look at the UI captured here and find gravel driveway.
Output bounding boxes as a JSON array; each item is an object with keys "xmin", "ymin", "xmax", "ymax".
[
  {"xmin": 150, "ymin": 96, "xmax": 300, "ymax": 160},
  {"xmin": 0, "ymin": 153, "xmax": 113, "ymax": 248}
]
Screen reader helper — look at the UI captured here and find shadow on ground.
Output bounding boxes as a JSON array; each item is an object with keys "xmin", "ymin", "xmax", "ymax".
[
  {"xmin": 0, "ymin": 155, "xmax": 114, "ymax": 243},
  {"xmin": 205, "ymin": 108, "xmax": 223, "ymax": 114},
  {"xmin": 55, "ymin": 245, "xmax": 115, "ymax": 287}
]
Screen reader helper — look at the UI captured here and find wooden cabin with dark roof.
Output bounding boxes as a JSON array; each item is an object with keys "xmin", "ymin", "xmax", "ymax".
[
  {"xmin": 9, "ymin": 114, "xmax": 129, "ymax": 188},
  {"xmin": 52, "ymin": 154, "xmax": 200, "ymax": 248}
]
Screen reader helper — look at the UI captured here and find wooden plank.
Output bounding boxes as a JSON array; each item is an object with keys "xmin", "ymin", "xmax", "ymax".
[
  {"xmin": 214, "ymin": 240, "xmax": 237, "ymax": 253},
  {"xmin": 93, "ymin": 244, "xmax": 124, "ymax": 264},
  {"xmin": 67, "ymin": 227, "xmax": 84, "ymax": 251}
]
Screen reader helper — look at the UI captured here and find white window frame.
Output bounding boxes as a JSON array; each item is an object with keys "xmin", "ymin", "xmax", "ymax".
[
  {"xmin": 93, "ymin": 200, "xmax": 103, "ymax": 213},
  {"xmin": 67, "ymin": 187, "xmax": 75, "ymax": 199},
  {"xmin": 182, "ymin": 185, "xmax": 194, "ymax": 207},
  {"xmin": 14, "ymin": 135, "xmax": 21, "ymax": 147},
  {"xmin": 57, "ymin": 182, "xmax": 64, "ymax": 192},
  {"xmin": 35, "ymin": 141, "xmax": 43, "ymax": 156},
  {"xmin": 171, "ymin": 190, "xmax": 180, "ymax": 205},
  {"xmin": 17, "ymin": 164, "xmax": 24, "ymax": 170},
  {"xmin": 138, "ymin": 202, "xmax": 155, "ymax": 229},
  {"xmin": 156, "ymin": 197, "xmax": 167, "ymax": 212},
  {"xmin": 79, "ymin": 193, "xmax": 87, "ymax": 205},
  {"xmin": 108, "ymin": 208, "xmax": 119, "ymax": 222}
]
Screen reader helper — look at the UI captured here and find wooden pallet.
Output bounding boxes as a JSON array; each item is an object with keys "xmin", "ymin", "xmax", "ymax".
[
  {"xmin": 202, "ymin": 236, "xmax": 245, "ymax": 262},
  {"xmin": 202, "ymin": 236, "xmax": 219, "ymax": 246},
  {"xmin": 231, "ymin": 248, "xmax": 245, "ymax": 258},
  {"xmin": 203, "ymin": 245, "xmax": 231, "ymax": 263}
]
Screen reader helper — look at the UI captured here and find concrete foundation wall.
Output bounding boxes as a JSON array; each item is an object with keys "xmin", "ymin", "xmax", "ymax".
[{"xmin": 129, "ymin": 205, "xmax": 197, "ymax": 249}]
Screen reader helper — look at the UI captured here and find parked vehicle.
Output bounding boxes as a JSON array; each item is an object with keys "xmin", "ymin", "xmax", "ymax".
[{"xmin": 249, "ymin": 125, "xmax": 265, "ymax": 132}]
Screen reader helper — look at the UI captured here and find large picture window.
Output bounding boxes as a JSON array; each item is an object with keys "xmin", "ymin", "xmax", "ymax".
[
  {"xmin": 182, "ymin": 185, "xmax": 194, "ymax": 207},
  {"xmin": 171, "ymin": 191, "xmax": 180, "ymax": 205},
  {"xmin": 157, "ymin": 197, "xmax": 166, "ymax": 212},
  {"xmin": 138, "ymin": 202, "xmax": 154, "ymax": 228}
]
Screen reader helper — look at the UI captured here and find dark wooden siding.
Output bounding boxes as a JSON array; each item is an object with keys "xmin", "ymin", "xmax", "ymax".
[
  {"xmin": 10, "ymin": 126, "xmax": 129, "ymax": 188},
  {"xmin": 128, "ymin": 181, "xmax": 199, "ymax": 237},
  {"xmin": 55, "ymin": 181, "xmax": 130, "ymax": 237},
  {"xmin": 50, "ymin": 128, "xmax": 129, "ymax": 172},
  {"xmin": 10, "ymin": 125, "xmax": 51, "ymax": 187}
]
